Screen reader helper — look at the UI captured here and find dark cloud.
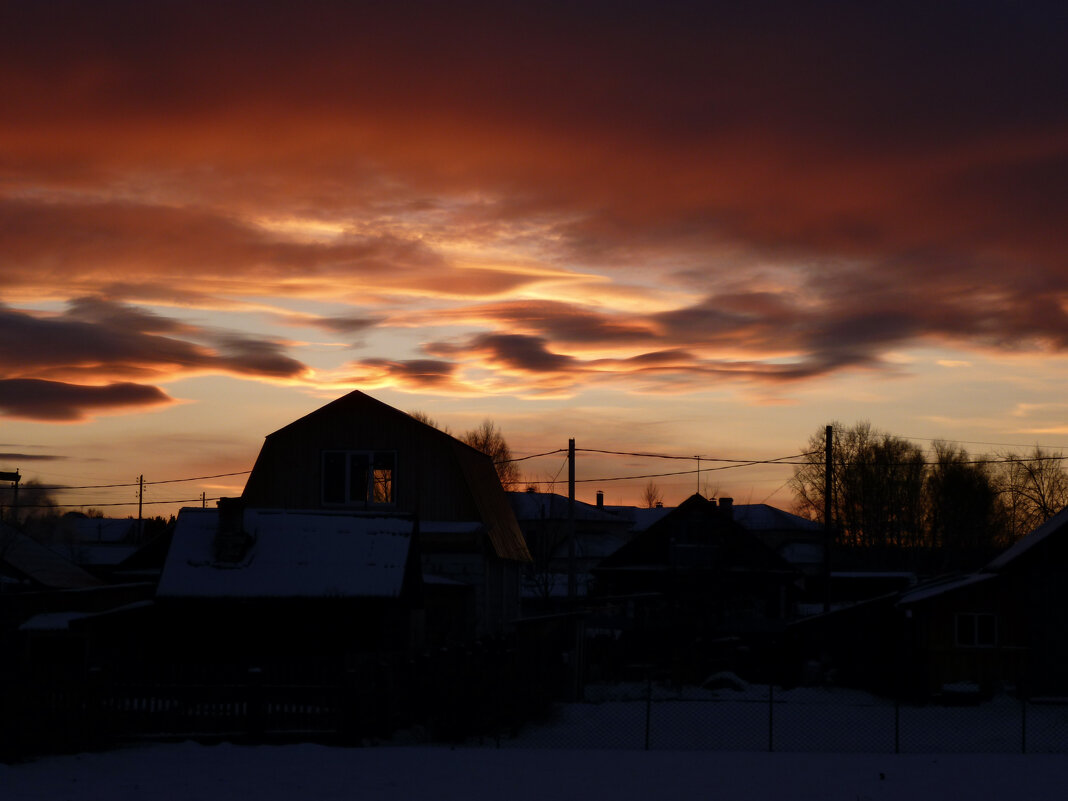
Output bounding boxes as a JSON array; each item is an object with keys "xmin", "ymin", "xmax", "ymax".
[
  {"xmin": 302, "ymin": 315, "xmax": 382, "ymax": 334},
  {"xmin": 353, "ymin": 359, "xmax": 457, "ymax": 388},
  {"xmin": 0, "ymin": 1, "xmax": 1064, "ymax": 399},
  {"xmin": 430, "ymin": 334, "xmax": 575, "ymax": 374},
  {"xmin": 0, "ymin": 379, "xmax": 171, "ymax": 421},
  {"xmin": 0, "ymin": 452, "xmax": 66, "ymax": 462},
  {"xmin": 0, "ymin": 301, "xmax": 308, "ymax": 393}
]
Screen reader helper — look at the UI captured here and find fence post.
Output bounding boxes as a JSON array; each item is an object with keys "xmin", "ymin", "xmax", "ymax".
[
  {"xmin": 644, "ymin": 671, "xmax": 652, "ymax": 751},
  {"xmin": 247, "ymin": 667, "xmax": 265, "ymax": 739},
  {"xmin": 894, "ymin": 696, "xmax": 900, "ymax": 754},
  {"xmin": 768, "ymin": 682, "xmax": 774, "ymax": 753},
  {"xmin": 1021, "ymin": 695, "xmax": 1027, "ymax": 755}
]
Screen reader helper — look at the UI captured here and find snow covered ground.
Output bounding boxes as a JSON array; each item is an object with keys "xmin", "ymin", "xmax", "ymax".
[
  {"xmin": 3, "ymin": 742, "xmax": 1067, "ymax": 801},
  {"xmin": 5, "ymin": 683, "xmax": 1068, "ymax": 799}
]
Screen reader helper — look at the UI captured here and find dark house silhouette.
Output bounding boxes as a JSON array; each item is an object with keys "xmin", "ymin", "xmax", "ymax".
[
  {"xmin": 240, "ymin": 389, "xmax": 530, "ymax": 639},
  {"xmin": 789, "ymin": 505, "xmax": 1068, "ymax": 699},
  {"xmin": 590, "ymin": 494, "xmax": 801, "ymax": 678}
]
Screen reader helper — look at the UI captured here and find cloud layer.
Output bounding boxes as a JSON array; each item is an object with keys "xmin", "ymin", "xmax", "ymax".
[{"xmin": 0, "ymin": 1, "xmax": 1065, "ymax": 419}]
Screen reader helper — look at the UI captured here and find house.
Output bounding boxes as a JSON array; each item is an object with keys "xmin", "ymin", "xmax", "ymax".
[
  {"xmin": 154, "ymin": 506, "xmax": 425, "ymax": 665},
  {"xmin": 507, "ymin": 490, "xmax": 632, "ymax": 608},
  {"xmin": 240, "ymin": 390, "xmax": 530, "ymax": 639},
  {"xmin": 589, "ymin": 494, "xmax": 802, "ymax": 680},
  {"xmin": 789, "ymin": 505, "xmax": 1068, "ymax": 699},
  {"xmin": 895, "ymin": 506, "xmax": 1068, "ymax": 699}
]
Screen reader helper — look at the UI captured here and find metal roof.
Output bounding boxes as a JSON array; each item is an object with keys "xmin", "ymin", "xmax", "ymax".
[
  {"xmin": 986, "ymin": 504, "xmax": 1068, "ymax": 571},
  {"xmin": 157, "ymin": 508, "xmax": 414, "ymax": 599}
]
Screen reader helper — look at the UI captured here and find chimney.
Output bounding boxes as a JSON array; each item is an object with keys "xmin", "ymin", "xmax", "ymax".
[
  {"xmin": 214, "ymin": 496, "xmax": 251, "ymax": 562},
  {"xmin": 596, "ymin": 490, "xmax": 604, "ymax": 508},
  {"xmin": 719, "ymin": 497, "xmax": 733, "ymax": 519}
]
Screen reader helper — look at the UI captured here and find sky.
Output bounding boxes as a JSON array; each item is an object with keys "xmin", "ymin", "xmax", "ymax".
[{"xmin": 1, "ymin": 0, "xmax": 1066, "ymax": 516}]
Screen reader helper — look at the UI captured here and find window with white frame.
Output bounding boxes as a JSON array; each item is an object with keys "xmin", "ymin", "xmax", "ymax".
[
  {"xmin": 955, "ymin": 613, "xmax": 996, "ymax": 647},
  {"xmin": 322, "ymin": 451, "xmax": 395, "ymax": 506}
]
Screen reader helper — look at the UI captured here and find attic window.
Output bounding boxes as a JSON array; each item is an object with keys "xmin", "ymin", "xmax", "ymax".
[
  {"xmin": 322, "ymin": 451, "xmax": 395, "ymax": 506},
  {"xmin": 955, "ymin": 613, "xmax": 996, "ymax": 648}
]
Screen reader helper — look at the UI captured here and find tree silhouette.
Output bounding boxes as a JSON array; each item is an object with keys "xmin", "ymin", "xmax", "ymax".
[
  {"xmin": 461, "ymin": 419, "xmax": 521, "ymax": 490},
  {"xmin": 640, "ymin": 480, "xmax": 664, "ymax": 508},
  {"xmin": 995, "ymin": 446, "xmax": 1068, "ymax": 540}
]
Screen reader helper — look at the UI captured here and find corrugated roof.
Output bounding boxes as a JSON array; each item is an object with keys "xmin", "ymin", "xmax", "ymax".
[{"xmin": 157, "ymin": 508, "xmax": 414, "ymax": 599}]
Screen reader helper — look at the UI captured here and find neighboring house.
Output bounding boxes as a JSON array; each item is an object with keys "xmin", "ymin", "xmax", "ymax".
[
  {"xmin": 45, "ymin": 515, "xmax": 141, "ymax": 579},
  {"xmin": 732, "ymin": 504, "xmax": 826, "ymax": 576},
  {"xmin": 240, "ymin": 390, "xmax": 530, "ymax": 638},
  {"xmin": 790, "ymin": 505, "xmax": 1068, "ymax": 699},
  {"xmin": 0, "ymin": 523, "xmax": 103, "ymax": 593},
  {"xmin": 1, "ymin": 522, "xmax": 155, "ymax": 678},
  {"xmin": 897, "ymin": 506, "xmax": 1068, "ymax": 698},
  {"xmin": 594, "ymin": 494, "xmax": 800, "ymax": 627},
  {"xmin": 155, "ymin": 506, "xmax": 424, "ymax": 663},
  {"xmin": 589, "ymin": 494, "xmax": 802, "ymax": 679},
  {"xmin": 507, "ymin": 490, "xmax": 632, "ymax": 607}
]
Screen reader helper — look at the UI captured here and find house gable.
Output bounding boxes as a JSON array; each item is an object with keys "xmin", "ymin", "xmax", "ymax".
[{"xmin": 240, "ymin": 390, "xmax": 529, "ymax": 563}]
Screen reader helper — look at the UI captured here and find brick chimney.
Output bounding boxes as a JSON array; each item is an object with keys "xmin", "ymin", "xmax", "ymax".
[
  {"xmin": 596, "ymin": 490, "xmax": 604, "ymax": 508},
  {"xmin": 719, "ymin": 496, "xmax": 733, "ymax": 519}
]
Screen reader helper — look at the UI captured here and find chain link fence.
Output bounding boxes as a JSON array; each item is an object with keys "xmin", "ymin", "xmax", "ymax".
[{"xmin": 486, "ymin": 680, "xmax": 1068, "ymax": 753}]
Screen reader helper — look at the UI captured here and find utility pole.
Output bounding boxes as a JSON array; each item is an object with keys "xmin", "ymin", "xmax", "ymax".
[
  {"xmin": 823, "ymin": 425, "xmax": 833, "ymax": 613},
  {"xmin": 695, "ymin": 456, "xmax": 701, "ymax": 494},
  {"xmin": 137, "ymin": 474, "xmax": 144, "ymax": 542},
  {"xmin": 0, "ymin": 469, "xmax": 19, "ymax": 521},
  {"xmin": 567, "ymin": 438, "xmax": 576, "ymax": 602},
  {"xmin": 202, "ymin": 491, "xmax": 206, "ymax": 508}
]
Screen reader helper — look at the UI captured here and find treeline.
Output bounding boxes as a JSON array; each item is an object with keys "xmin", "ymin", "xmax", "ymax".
[{"xmin": 791, "ymin": 422, "xmax": 1068, "ymax": 571}]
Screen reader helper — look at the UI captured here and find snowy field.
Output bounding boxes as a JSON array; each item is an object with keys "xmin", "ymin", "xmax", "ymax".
[
  {"xmin": 503, "ymin": 682, "xmax": 1068, "ymax": 754},
  {"xmin": 6, "ymin": 683, "xmax": 1068, "ymax": 800},
  {"xmin": 3, "ymin": 742, "xmax": 1067, "ymax": 801}
]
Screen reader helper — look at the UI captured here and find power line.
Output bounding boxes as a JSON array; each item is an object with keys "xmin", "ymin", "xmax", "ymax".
[
  {"xmin": 14, "ymin": 497, "xmax": 221, "ymax": 509},
  {"xmin": 24, "ymin": 471, "xmax": 251, "ymax": 492},
  {"xmin": 899, "ymin": 434, "xmax": 1068, "ymax": 450},
  {"xmin": 497, "ymin": 449, "xmax": 567, "ymax": 464}
]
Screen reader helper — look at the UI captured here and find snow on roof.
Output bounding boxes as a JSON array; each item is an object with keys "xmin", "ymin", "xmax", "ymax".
[
  {"xmin": 731, "ymin": 504, "xmax": 823, "ymax": 532},
  {"xmin": 0, "ymin": 524, "xmax": 104, "ymax": 589},
  {"xmin": 50, "ymin": 543, "xmax": 140, "ymax": 566},
  {"xmin": 17, "ymin": 600, "xmax": 154, "ymax": 632},
  {"xmin": 157, "ymin": 508, "xmax": 413, "ymax": 599},
  {"xmin": 986, "ymin": 505, "xmax": 1068, "ymax": 571},
  {"xmin": 897, "ymin": 573, "xmax": 996, "ymax": 606},
  {"xmin": 18, "ymin": 611, "xmax": 94, "ymax": 632},
  {"xmin": 420, "ymin": 521, "xmax": 483, "ymax": 535},
  {"xmin": 61, "ymin": 517, "xmax": 137, "ymax": 543},
  {"xmin": 509, "ymin": 492, "xmax": 623, "ymax": 524}
]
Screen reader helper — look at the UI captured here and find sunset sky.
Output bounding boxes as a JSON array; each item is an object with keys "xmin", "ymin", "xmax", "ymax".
[{"xmin": 1, "ymin": 1, "xmax": 1065, "ymax": 516}]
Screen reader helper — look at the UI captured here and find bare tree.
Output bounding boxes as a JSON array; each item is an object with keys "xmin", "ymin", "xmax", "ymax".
[
  {"xmin": 640, "ymin": 480, "xmax": 664, "ymax": 508},
  {"xmin": 407, "ymin": 409, "xmax": 452, "ymax": 435},
  {"xmin": 925, "ymin": 440, "xmax": 1004, "ymax": 559},
  {"xmin": 994, "ymin": 446, "xmax": 1068, "ymax": 540},
  {"xmin": 461, "ymin": 419, "xmax": 521, "ymax": 490},
  {"xmin": 791, "ymin": 421, "xmax": 926, "ymax": 550}
]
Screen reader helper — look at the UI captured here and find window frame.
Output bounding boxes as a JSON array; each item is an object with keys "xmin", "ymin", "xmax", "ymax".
[
  {"xmin": 954, "ymin": 612, "xmax": 997, "ymax": 648},
  {"xmin": 321, "ymin": 450, "xmax": 396, "ymax": 507}
]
